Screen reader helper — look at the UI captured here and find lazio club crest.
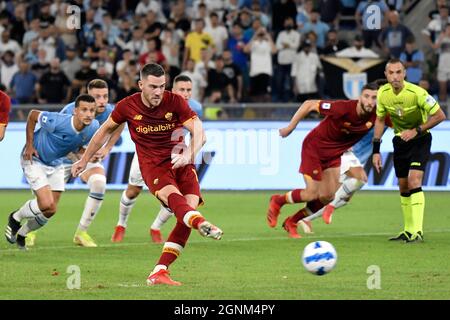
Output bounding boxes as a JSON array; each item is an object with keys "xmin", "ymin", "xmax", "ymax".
[{"xmin": 343, "ymin": 72, "xmax": 367, "ymax": 100}]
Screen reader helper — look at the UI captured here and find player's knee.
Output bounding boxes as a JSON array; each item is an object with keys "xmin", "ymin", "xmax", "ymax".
[
  {"xmin": 39, "ymin": 200, "xmax": 57, "ymax": 216},
  {"xmin": 126, "ymin": 185, "xmax": 142, "ymax": 199},
  {"xmin": 88, "ymin": 174, "xmax": 106, "ymax": 199}
]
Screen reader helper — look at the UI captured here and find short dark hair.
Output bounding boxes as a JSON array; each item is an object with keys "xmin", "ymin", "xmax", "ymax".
[
  {"xmin": 386, "ymin": 58, "xmax": 405, "ymax": 70},
  {"xmin": 140, "ymin": 63, "xmax": 165, "ymax": 79},
  {"xmin": 374, "ymin": 78, "xmax": 388, "ymax": 87},
  {"xmin": 87, "ymin": 79, "xmax": 108, "ymax": 90},
  {"xmin": 361, "ymin": 82, "xmax": 379, "ymax": 92},
  {"xmin": 75, "ymin": 94, "xmax": 95, "ymax": 108},
  {"xmin": 173, "ymin": 74, "xmax": 192, "ymax": 84}
]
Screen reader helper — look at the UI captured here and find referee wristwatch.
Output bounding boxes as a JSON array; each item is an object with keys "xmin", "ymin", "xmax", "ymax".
[{"xmin": 415, "ymin": 125, "xmax": 422, "ymax": 135}]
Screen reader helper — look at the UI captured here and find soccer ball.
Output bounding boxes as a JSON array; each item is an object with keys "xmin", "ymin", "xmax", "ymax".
[{"xmin": 301, "ymin": 241, "xmax": 337, "ymax": 276}]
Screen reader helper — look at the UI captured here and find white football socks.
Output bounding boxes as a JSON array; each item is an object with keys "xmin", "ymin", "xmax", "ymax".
[{"xmin": 78, "ymin": 174, "xmax": 106, "ymax": 232}]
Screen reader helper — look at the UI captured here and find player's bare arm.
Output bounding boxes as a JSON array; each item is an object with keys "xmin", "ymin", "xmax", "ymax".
[
  {"xmin": 72, "ymin": 116, "xmax": 120, "ymax": 176},
  {"xmin": 23, "ymin": 110, "xmax": 41, "ymax": 163},
  {"xmin": 93, "ymin": 122, "xmax": 126, "ymax": 161},
  {"xmin": 172, "ymin": 117, "xmax": 204, "ymax": 169},
  {"xmin": 279, "ymin": 100, "xmax": 320, "ymax": 138},
  {"xmin": 400, "ymin": 108, "xmax": 446, "ymax": 142},
  {"xmin": 372, "ymin": 116, "xmax": 386, "ymax": 173}
]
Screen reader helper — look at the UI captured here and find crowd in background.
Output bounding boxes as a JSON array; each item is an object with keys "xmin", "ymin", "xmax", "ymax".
[{"xmin": 0, "ymin": 0, "xmax": 449, "ymax": 120}]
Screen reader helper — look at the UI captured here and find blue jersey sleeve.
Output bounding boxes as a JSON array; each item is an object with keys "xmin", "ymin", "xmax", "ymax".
[
  {"xmin": 60, "ymin": 102, "xmax": 75, "ymax": 115},
  {"xmin": 38, "ymin": 111, "xmax": 62, "ymax": 133}
]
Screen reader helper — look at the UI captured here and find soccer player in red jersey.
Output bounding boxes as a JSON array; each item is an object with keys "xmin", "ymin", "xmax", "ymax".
[
  {"xmin": 0, "ymin": 90, "xmax": 11, "ymax": 141},
  {"xmin": 267, "ymin": 82, "xmax": 379, "ymax": 238},
  {"xmin": 72, "ymin": 63, "xmax": 223, "ymax": 286}
]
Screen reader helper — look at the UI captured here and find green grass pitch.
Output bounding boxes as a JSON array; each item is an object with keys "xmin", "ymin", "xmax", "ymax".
[{"xmin": 0, "ymin": 190, "xmax": 449, "ymax": 300}]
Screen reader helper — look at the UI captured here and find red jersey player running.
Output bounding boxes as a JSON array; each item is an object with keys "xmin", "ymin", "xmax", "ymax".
[
  {"xmin": 267, "ymin": 82, "xmax": 379, "ymax": 238},
  {"xmin": 72, "ymin": 63, "xmax": 223, "ymax": 286}
]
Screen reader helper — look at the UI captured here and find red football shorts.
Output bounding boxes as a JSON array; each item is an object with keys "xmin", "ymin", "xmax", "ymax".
[
  {"xmin": 141, "ymin": 161, "xmax": 202, "ymax": 199},
  {"xmin": 299, "ymin": 137, "xmax": 341, "ymax": 181}
]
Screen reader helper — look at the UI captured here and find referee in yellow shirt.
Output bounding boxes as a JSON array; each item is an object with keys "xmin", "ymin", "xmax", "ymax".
[{"xmin": 373, "ymin": 58, "xmax": 446, "ymax": 243}]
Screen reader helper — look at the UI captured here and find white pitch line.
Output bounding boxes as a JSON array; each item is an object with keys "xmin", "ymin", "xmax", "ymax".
[{"xmin": 1, "ymin": 229, "xmax": 450, "ymax": 253}]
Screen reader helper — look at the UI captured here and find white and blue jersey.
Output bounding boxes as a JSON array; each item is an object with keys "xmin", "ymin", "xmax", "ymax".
[
  {"xmin": 352, "ymin": 127, "xmax": 388, "ymax": 165},
  {"xmin": 31, "ymin": 111, "xmax": 99, "ymax": 166},
  {"xmin": 60, "ymin": 102, "xmax": 114, "ymax": 165},
  {"xmin": 188, "ymin": 99, "xmax": 203, "ymax": 118}
]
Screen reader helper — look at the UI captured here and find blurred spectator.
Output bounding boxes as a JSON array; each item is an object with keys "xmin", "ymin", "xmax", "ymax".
[
  {"xmin": 24, "ymin": 39, "xmax": 40, "ymax": 65},
  {"xmin": 248, "ymin": 2, "xmax": 270, "ymax": 28},
  {"xmin": 10, "ymin": 3, "xmax": 27, "ymax": 45},
  {"xmin": 115, "ymin": 18, "xmax": 133, "ymax": 51},
  {"xmin": 126, "ymin": 26, "xmax": 148, "ymax": 57},
  {"xmin": 61, "ymin": 47, "xmax": 82, "ymax": 82},
  {"xmin": 91, "ymin": 0, "xmax": 108, "ymax": 25},
  {"xmin": 0, "ymin": 11, "xmax": 9, "ymax": 36},
  {"xmin": 139, "ymin": 38, "xmax": 168, "ymax": 70},
  {"xmin": 170, "ymin": 0, "xmax": 191, "ymax": 33},
  {"xmin": 436, "ymin": 23, "xmax": 450, "ymax": 107},
  {"xmin": 194, "ymin": 48, "xmax": 215, "ymax": 89},
  {"xmin": 0, "ymin": 30, "xmax": 21, "ymax": 57},
  {"xmin": 296, "ymin": 0, "xmax": 314, "ymax": 31},
  {"xmin": 193, "ymin": 3, "xmax": 211, "ymax": 29},
  {"xmin": 22, "ymin": 18, "xmax": 40, "ymax": 49},
  {"xmin": 54, "ymin": 2, "xmax": 78, "ymax": 48},
  {"xmin": 160, "ymin": 23, "xmax": 182, "ymax": 80},
  {"xmin": 227, "ymin": 22, "xmax": 251, "ymax": 75},
  {"xmin": 31, "ymin": 49, "xmax": 50, "ymax": 80},
  {"xmin": 144, "ymin": 10, "xmax": 164, "ymax": 39},
  {"xmin": 37, "ymin": 22, "xmax": 56, "ymax": 62},
  {"xmin": 317, "ymin": 0, "xmax": 341, "ymax": 30},
  {"xmin": 38, "ymin": 1, "xmax": 56, "ymax": 25},
  {"xmin": 399, "ymin": 36, "xmax": 424, "ymax": 85},
  {"xmin": 91, "ymin": 48, "xmax": 115, "ymax": 78},
  {"xmin": 336, "ymin": 34, "xmax": 379, "ymax": 58},
  {"xmin": 205, "ymin": 56, "xmax": 236, "ymax": 103},
  {"xmin": 223, "ymin": 49, "xmax": 244, "ymax": 102},
  {"xmin": 379, "ymin": 10, "xmax": 413, "ymax": 58},
  {"xmin": 339, "ymin": 0, "xmax": 358, "ymax": 16},
  {"xmin": 73, "ymin": 55, "xmax": 98, "ymax": 94},
  {"xmin": 183, "ymin": 18, "xmax": 215, "ymax": 67},
  {"xmin": 355, "ymin": 0, "xmax": 389, "ymax": 48},
  {"xmin": 36, "ymin": 58, "xmax": 72, "ymax": 104},
  {"xmin": 275, "ymin": 17, "xmax": 301, "ymax": 102},
  {"xmin": 181, "ymin": 59, "xmax": 207, "ymax": 102},
  {"xmin": 272, "ymin": 0, "xmax": 297, "ymax": 35},
  {"xmin": 245, "ymin": 27, "xmax": 276, "ymax": 102},
  {"xmin": 116, "ymin": 67, "xmax": 140, "ymax": 101},
  {"xmin": 204, "ymin": 12, "xmax": 229, "ymax": 55},
  {"xmin": 0, "ymin": 51, "xmax": 19, "ymax": 91},
  {"xmin": 301, "ymin": 9, "xmax": 331, "ymax": 49},
  {"xmin": 236, "ymin": 9, "xmax": 253, "ymax": 33},
  {"xmin": 428, "ymin": 0, "xmax": 449, "ymax": 20},
  {"xmin": 116, "ymin": 49, "xmax": 137, "ymax": 80},
  {"xmin": 244, "ymin": 18, "xmax": 263, "ymax": 40},
  {"xmin": 102, "ymin": 13, "xmax": 121, "ymax": 47},
  {"xmin": 10, "ymin": 61, "xmax": 37, "ymax": 107},
  {"xmin": 320, "ymin": 29, "xmax": 348, "ymax": 55},
  {"xmin": 291, "ymin": 40, "xmax": 322, "ymax": 101},
  {"xmin": 80, "ymin": 9, "xmax": 97, "ymax": 48},
  {"xmin": 423, "ymin": 5, "xmax": 450, "ymax": 49},
  {"xmin": 135, "ymin": 0, "xmax": 167, "ymax": 23}
]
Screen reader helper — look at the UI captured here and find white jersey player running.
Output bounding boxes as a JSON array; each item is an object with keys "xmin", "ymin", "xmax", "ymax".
[{"xmin": 111, "ymin": 74, "xmax": 204, "ymax": 243}]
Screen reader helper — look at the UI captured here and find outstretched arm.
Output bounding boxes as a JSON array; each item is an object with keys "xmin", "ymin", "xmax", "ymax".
[
  {"xmin": 93, "ymin": 122, "xmax": 126, "ymax": 161},
  {"xmin": 72, "ymin": 117, "xmax": 121, "ymax": 176},
  {"xmin": 279, "ymin": 100, "xmax": 320, "ymax": 138},
  {"xmin": 172, "ymin": 117, "xmax": 204, "ymax": 169}
]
